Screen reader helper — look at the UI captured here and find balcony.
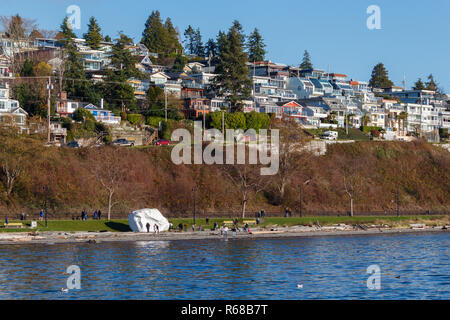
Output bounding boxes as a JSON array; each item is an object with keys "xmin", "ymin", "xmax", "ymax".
[{"xmin": 95, "ymin": 116, "xmax": 121, "ymax": 125}]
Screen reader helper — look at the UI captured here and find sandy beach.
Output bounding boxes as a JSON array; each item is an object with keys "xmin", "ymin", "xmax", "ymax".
[{"xmin": 0, "ymin": 225, "xmax": 447, "ymax": 245}]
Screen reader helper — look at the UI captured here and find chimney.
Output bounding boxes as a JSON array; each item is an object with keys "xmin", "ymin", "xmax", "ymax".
[{"xmin": 100, "ymin": 98, "xmax": 104, "ymax": 109}]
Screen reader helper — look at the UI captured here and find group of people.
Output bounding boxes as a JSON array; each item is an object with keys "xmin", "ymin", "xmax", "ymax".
[
  {"xmin": 80, "ymin": 209, "xmax": 102, "ymax": 221},
  {"xmin": 284, "ymin": 207, "xmax": 293, "ymax": 217},
  {"xmin": 145, "ymin": 222, "xmax": 160, "ymax": 233}
]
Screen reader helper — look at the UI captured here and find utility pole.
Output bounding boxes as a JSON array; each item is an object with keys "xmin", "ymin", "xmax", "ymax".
[
  {"xmin": 222, "ymin": 110, "xmax": 225, "ymax": 134},
  {"xmin": 203, "ymin": 102, "xmax": 206, "ymax": 131},
  {"xmin": 345, "ymin": 109, "xmax": 348, "ymax": 135},
  {"xmin": 164, "ymin": 87, "xmax": 168, "ymax": 121},
  {"xmin": 46, "ymin": 77, "xmax": 53, "ymax": 143}
]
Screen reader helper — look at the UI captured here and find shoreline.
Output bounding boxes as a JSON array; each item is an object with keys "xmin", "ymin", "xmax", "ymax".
[{"xmin": 0, "ymin": 226, "xmax": 447, "ymax": 245}]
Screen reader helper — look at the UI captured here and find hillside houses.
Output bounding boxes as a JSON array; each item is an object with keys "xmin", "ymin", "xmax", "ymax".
[{"xmin": 0, "ymin": 31, "xmax": 449, "ymax": 142}]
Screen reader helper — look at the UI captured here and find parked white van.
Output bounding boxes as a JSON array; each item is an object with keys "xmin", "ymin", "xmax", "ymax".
[{"xmin": 321, "ymin": 131, "xmax": 338, "ymax": 140}]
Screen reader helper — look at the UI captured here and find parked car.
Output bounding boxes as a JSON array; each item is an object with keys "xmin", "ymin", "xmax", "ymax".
[
  {"xmin": 112, "ymin": 138, "xmax": 135, "ymax": 147},
  {"xmin": 153, "ymin": 139, "xmax": 171, "ymax": 146},
  {"xmin": 65, "ymin": 141, "xmax": 80, "ymax": 148},
  {"xmin": 320, "ymin": 131, "xmax": 338, "ymax": 140}
]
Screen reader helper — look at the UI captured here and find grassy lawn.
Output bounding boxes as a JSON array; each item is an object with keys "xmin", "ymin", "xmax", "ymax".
[{"xmin": 1, "ymin": 215, "xmax": 447, "ymax": 233}]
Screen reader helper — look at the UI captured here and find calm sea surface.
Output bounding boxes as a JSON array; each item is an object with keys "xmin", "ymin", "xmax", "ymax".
[{"xmin": 0, "ymin": 232, "xmax": 448, "ymax": 299}]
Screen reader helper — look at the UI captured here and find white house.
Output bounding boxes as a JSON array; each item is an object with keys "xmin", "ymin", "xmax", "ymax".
[{"xmin": 0, "ymin": 83, "xmax": 28, "ymax": 131}]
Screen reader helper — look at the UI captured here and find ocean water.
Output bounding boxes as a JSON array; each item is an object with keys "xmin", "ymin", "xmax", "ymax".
[{"xmin": 0, "ymin": 232, "xmax": 448, "ymax": 299}]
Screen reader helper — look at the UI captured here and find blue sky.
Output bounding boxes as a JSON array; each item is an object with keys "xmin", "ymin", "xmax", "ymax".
[{"xmin": 3, "ymin": 0, "xmax": 450, "ymax": 92}]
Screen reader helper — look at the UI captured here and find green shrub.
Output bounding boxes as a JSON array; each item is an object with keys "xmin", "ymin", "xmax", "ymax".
[
  {"xmin": 361, "ymin": 126, "xmax": 382, "ymax": 134},
  {"xmin": 245, "ymin": 111, "xmax": 270, "ymax": 131},
  {"xmin": 72, "ymin": 108, "xmax": 95, "ymax": 122},
  {"xmin": 225, "ymin": 112, "xmax": 246, "ymax": 130},
  {"xmin": 84, "ymin": 119, "xmax": 95, "ymax": 131},
  {"xmin": 146, "ymin": 116, "xmax": 165, "ymax": 127},
  {"xmin": 127, "ymin": 114, "xmax": 142, "ymax": 125}
]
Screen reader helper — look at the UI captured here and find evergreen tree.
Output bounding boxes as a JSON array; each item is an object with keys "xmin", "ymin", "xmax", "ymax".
[
  {"xmin": 232, "ymin": 20, "xmax": 246, "ymax": 46},
  {"xmin": 299, "ymin": 50, "xmax": 313, "ymax": 70},
  {"xmin": 104, "ymin": 35, "xmax": 112, "ymax": 42},
  {"xmin": 426, "ymin": 74, "xmax": 438, "ymax": 92},
  {"xmin": 20, "ymin": 58, "xmax": 35, "ymax": 76},
  {"xmin": 103, "ymin": 32, "xmax": 139, "ymax": 111},
  {"xmin": 205, "ymin": 38, "xmax": 217, "ymax": 57},
  {"xmin": 183, "ymin": 25, "xmax": 196, "ymax": 55},
  {"xmin": 413, "ymin": 78, "xmax": 425, "ymax": 90},
  {"xmin": 216, "ymin": 31, "xmax": 228, "ymax": 56},
  {"xmin": 141, "ymin": 11, "xmax": 172, "ymax": 55},
  {"xmin": 59, "ymin": 17, "xmax": 98, "ymax": 103},
  {"xmin": 213, "ymin": 24, "xmax": 251, "ymax": 111},
  {"xmin": 369, "ymin": 63, "xmax": 393, "ymax": 88},
  {"xmin": 247, "ymin": 28, "xmax": 266, "ymax": 62},
  {"xmin": 194, "ymin": 28, "xmax": 204, "ymax": 56},
  {"xmin": 172, "ymin": 54, "xmax": 187, "ymax": 72},
  {"xmin": 164, "ymin": 18, "xmax": 183, "ymax": 55},
  {"xmin": 59, "ymin": 17, "xmax": 76, "ymax": 46},
  {"xmin": 83, "ymin": 16, "xmax": 103, "ymax": 50}
]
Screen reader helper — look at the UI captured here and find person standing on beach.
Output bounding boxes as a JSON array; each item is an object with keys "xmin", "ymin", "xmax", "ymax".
[
  {"xmin": 146, "ymin": 222, "xmax": 150, "ymax": 233},
  {"xmin": 156, "ymin": 224, "xmax": 159, "ymax": 234}
]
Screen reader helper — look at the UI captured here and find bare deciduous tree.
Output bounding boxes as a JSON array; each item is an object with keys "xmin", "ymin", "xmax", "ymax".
[
  {"xmin": 274, "ymin": 122, "xmax": 312, "ymax": 204},
  {"xmin": 222, "ymin": 164, "xmax": 268, "ymax": 218},
  {"xmin": 87, "ymin": 147, "xmax": 128, "ymax": 220}
]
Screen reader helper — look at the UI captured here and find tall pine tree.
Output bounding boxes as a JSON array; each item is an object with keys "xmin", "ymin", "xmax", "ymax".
[
  {"xmin": 299, "ymin": 50, "xmax": 313, "ymax": 70},
  {"xmin": 213, "ymin": 24, "xmax": 251, "ymax": 111},
  {"xmin": 247, "ymin": 28, "xmax": 266, "ymax": 62},
  {"xmin": 426, "ymin": 74, "xmax": 438, "ymax": 92},
  {"xmin": 141, "ymin": 11, "xmax": 181, "ymax": 56},
  {"xmin": 103, "ymin": 32, "xmax": 140, "ymax": 112},
  {"xmin": 369, "ymin": 63, "xmax": 393, "ymax": 88},
  {"xmin": 413, "ymin": 78, "xmax": 425, "ymax": 90},
  {"xmin": 59, "ymin": 17, "xmax": 98, "ymax": 103},
  {"xmin": 183, "ymin": 25, "xmax": 196, "ymax": 55},
  {"xmin": 194, "ymin": 28, "xmax": 204, "ymax": 57},
  {"xmin": 164, "ymin": 18, "xmax": 182, "ymax": 55},
  {"xmin": 83, "ymin": 17, "xmax": 103, "ymax": 50},
  {"xmin": 205, "ymin": 38, "xmax": 217, "ymax": 57}
]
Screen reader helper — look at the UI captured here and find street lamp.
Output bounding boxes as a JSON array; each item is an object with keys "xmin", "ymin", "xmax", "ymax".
[
  {"xmin": 192, "ymin": 187, "xmax": 198, "ymax": 226},
  {"xmin": 299, "ymin": 179, "xmax": 311, "ymax": 217}
]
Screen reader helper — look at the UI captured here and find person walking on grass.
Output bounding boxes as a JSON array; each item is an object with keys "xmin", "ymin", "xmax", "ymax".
[
  {"xmin": 39, "ymin": 209, "xmax": 44, "ymax": 221},
  {"xmin": 98, "ymin": 210, "xmax": 102, "ymax": 220}
]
